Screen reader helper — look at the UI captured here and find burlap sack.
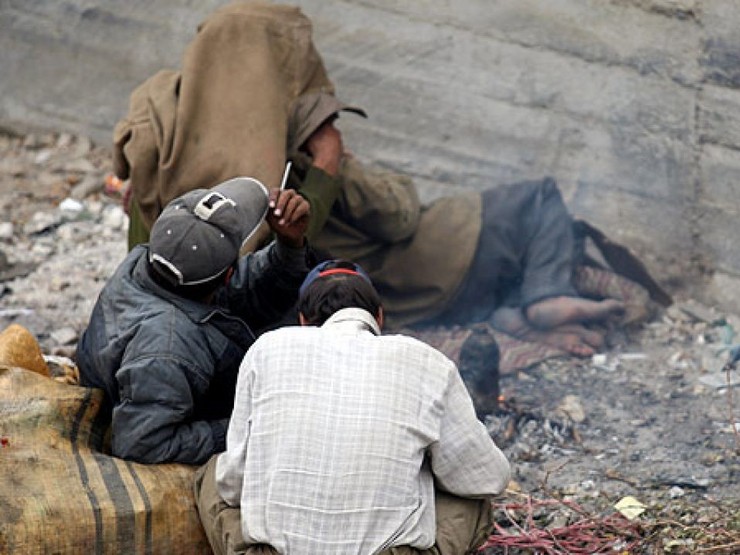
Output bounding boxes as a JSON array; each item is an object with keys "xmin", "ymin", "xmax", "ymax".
[
  {"xmin": 0, "ymin": 324, "xmax": 50, "ymax": 377},
  {"xmin": 0, "ymin": 366, "xmax": 210, "ymax": 554}
]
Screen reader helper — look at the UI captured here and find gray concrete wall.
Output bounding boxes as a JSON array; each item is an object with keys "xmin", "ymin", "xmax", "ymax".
[{"xmin": 2, "ymin": 0, "xmax": 740, "ymax": 310}]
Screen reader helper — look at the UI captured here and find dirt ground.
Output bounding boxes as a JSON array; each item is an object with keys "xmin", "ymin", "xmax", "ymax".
[{"xmin": 1, "ymin": 131, "xmax": 738, "ymax": 553}]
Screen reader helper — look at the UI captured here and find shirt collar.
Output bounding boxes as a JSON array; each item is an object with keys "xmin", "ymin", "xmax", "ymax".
[{"xmin": 322, "ymin": 307, "xmax": 381, "ymax": 335}]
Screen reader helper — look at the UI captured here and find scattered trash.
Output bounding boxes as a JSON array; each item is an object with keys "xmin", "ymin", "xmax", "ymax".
[
  {"xmin": 554, "ymin": 394, "xmax": 586, "ymax": 423},
  {"xmin": 59, "ymin": 197, "xmax": 85, "ymax": 217},
  {"xmin": 591, "ymin": 353, "xmax": 618, "ymax": 371},
  {"xmin": 618, "ymin": 352, "xmax": 648, "ymax": 361},
  {"xmin": 592, "ymin": 353, "xmax": 607, "ymax": 365},
  {"xmin": 591, "ymin": 352, "xmax": 647, "ymax": 372},
  {"xmin": 0, "ymin": 308, "xmax": 34, "ymax": 318},
  {"xmin": 50, "ymin": 327, "xmax": 78, "ymax": 346},
  {"xmin": 34, "ymin": 149, "xmax": 52, "ymax": 165},
  {"xmin": 0, "ymin": 222, "xmax": 13, "ymax": 240},
  {"xmin": 480, "ymin": 495, "xmax": 644, "ymax": 553},
  {"xmin": 698, "ymin": 371, "xmax": 739, "ymax": 390},
  {"xmin": 101, "ymin": 204, "xmax": 127, "ymax": 231},
  {"xmin": 679, "ymin": 300, "xmax": 724, "ymax": 325},
  {"xmin": 668, "ymin": 486, "xmax": 685, "ymax": 498},
  {"xmin": 663, "ymin": 538, "xmax": 695, "ymax": 551},
  {"xmin": 614, "ymin": 496, "xmax": 647, "ymax": 520},
  {"xmin": 653, "ymin": 476, "xmax": 710, "ymax": 490}
]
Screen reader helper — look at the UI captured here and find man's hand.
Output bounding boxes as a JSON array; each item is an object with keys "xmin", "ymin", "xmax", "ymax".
[
  {"xmin": 305, "ymin": 120, "xmax": 343, "ymax": 176},
  {"xmin": 267, "ymin": 189, "xmax": 310, "ymax": 248}
]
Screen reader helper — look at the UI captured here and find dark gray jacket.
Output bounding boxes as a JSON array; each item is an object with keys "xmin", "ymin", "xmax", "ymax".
[{"xmin": 77, "ymin": 242, "xmax": 308, "ymax": 465}]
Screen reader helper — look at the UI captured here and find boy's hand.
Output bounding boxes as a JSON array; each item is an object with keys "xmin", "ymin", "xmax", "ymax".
[{"xmin": 267, "ymin": 189, "xmax": 309, "ymax": 248}]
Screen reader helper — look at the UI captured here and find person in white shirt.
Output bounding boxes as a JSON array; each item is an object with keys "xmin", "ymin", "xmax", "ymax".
[{"xmin": 194, "ymin": 259, "xmax": 511, "ymax": 555}]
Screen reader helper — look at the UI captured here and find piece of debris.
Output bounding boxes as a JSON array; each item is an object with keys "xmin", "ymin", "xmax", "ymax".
[
  {"xmin": 50, "ymin": 327, "xmax": 78, "ymax": 346},
  {"xmin": 614, "ymin": 496, "xmax": 647, "ymax": 520},
  {"xmin": 679, "ymin": 300, "xmax": 724, "ymax": 325},
  {"xmin": 554, "ymin": 394, "xmax": 586, "ymax": 423},
  {"xmin": 0, "ymin": 222, "xmax": 13, "ymax": 240},
  {"xmin": 698, "ymin": 371, "xmax": 739, "ymax": 390}
]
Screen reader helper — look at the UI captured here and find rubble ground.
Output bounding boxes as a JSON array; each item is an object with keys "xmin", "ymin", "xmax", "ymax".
[{"xmin": 0, "ymin": 131, "xmax": 738, "ymax": 553}]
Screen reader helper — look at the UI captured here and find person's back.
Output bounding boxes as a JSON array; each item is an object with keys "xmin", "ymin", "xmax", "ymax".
[
  {"xmin": 200, "ymin": 259, "xmax": 510, "ymax": 555},
  {"xmin": 230, "ymin": 312, "xmax": 483, "ymax": 552}
]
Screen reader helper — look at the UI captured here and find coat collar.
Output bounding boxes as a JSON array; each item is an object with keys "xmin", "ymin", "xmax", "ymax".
[{"xmin": 322, "ymin": 307, "xmax": 381, "ymax": 335}]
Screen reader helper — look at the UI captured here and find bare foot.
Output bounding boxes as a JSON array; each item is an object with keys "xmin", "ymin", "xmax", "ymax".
[
  {"xmin": 541, "ymin": 330, "xmax": 596, "ymax": 357},
  {"xmin": 553, "ymin": 323, "xmax": 605, "ymax": 350},
  {"xmin": 525, "ymin": 296, "xmax": 625, "ymax": 329},
  {"xmin": 490, "ymin": 307, "xmax": 600, "ymax": 357}
]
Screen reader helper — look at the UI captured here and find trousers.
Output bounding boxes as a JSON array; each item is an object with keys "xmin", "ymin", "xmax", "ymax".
[{"xmin": 193, "ymin": 455, "xmax": 495, "ymax": 555}]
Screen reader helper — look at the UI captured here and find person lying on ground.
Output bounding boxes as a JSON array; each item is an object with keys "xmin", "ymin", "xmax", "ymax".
[
  {"xmin": 76, "ymin": 177, "xmax": 313, "ymax": 465},
  {"xmin": 286, "ymin": 95, "xmax": 625, "ymax": 357},
  {"xmin": 194, "ymin": 258, "xmax": 511, "ymax": 555}
]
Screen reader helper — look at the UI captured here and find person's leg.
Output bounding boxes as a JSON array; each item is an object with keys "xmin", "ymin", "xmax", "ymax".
[
  {"xmin": 380, "ymin": 491, "xmax": 494, "ymax": 555},
  {"xmin": 193, "ymin": 455, "xmax": 278, "ymax": 555},
  {"xmin": 127, "ymin": 199, "xmax": 151, "ymax": 251},
  {"xmin": 491, "ymin": 306, "xmax": 605, "ymax": 356},
  {"xmin": 510, "ymin": 178, "xmax": 624, "ymax": 331},
  {"xmin": 515, "ymin": 177, "xmax": 580, "ymax": 308},
  {"xmin": 524, "ymin": 295, "xmax": 625, "ymax": 330},
  {"xmin": 432, "ymin": 491, "xmax": 494, "ymax": 555}
]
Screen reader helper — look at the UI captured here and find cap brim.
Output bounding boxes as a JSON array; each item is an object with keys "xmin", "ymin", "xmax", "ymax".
[{"xmin": 211, "ymin": 177, "xmax": 270, "ymax": 246}]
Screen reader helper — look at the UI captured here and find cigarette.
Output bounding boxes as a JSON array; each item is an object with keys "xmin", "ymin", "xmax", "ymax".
[{"xmin": 279, "ymin": 160, "xmax": 292, "ymax": 191}]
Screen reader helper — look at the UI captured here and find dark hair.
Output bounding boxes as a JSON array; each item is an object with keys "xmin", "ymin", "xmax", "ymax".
[{"xmin": 297, "ymin": 260, "xmax": 381, "ymax": 325}]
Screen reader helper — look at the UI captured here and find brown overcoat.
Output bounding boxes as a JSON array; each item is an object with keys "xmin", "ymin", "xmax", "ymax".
[
  {"xmin": 311, "ymin": 156, "xmax": 482, "ymax": 329},
  {"xmin": 113, "ymin": 0, "xmax": 334, "ymax": 228}
]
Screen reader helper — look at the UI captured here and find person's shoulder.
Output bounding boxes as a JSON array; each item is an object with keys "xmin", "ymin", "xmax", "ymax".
[
  {"xmin": 252, "ymin": 325, "xmax": 311, "ymax": 347},
  {"xmin": 380, "ymin": 332, "xmax": 457, "ymax": 366}
]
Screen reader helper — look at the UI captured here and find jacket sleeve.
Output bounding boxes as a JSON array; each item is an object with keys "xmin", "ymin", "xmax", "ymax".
[
  {"xmin": 222, "ymin": 240, "xmax": 309, "ymax": 332},
  {"xmin": 111, "ymin": 350, "xmax": 227, "ymax": 465},
  {"xmin": 330, "ymin": 156, "xmax": 421, "ymax": 242},
  {"xmin": 429, "ymin": 367, "xmax": 511, "ymax": 497},
  {"xmin": 292, "ymin": 158, "xmax": 342, "ymax": 242}
]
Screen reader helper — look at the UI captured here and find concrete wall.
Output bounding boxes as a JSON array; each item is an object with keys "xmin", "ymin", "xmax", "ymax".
[{"xmin": 2, "ymin": 0, "xmax": 740, "ymax": 309}]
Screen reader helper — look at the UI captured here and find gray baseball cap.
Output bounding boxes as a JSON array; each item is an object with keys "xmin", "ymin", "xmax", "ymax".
[{"xmin": 149, "ymin": 177, "xmax": 269, "ymax": 287}]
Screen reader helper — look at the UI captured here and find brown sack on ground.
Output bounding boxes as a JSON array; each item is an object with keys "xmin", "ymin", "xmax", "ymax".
[
  {"xmin": 0, "ymin": 366, "xmax": 209, "ymax": 554},
  {"xmin": 0, "ymin": 323, "xmax": 50, "ymax": 377}
]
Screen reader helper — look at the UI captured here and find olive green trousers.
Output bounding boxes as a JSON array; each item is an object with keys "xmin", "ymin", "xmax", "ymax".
[{"xmin": 194, "ymin": 455, "xmax": 494, "ymax": 555}]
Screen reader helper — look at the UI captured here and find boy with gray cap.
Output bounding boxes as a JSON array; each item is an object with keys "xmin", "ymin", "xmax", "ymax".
[{"xmin": 77, "ymin": 178, "xmax": 312, "ymax": 465}]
